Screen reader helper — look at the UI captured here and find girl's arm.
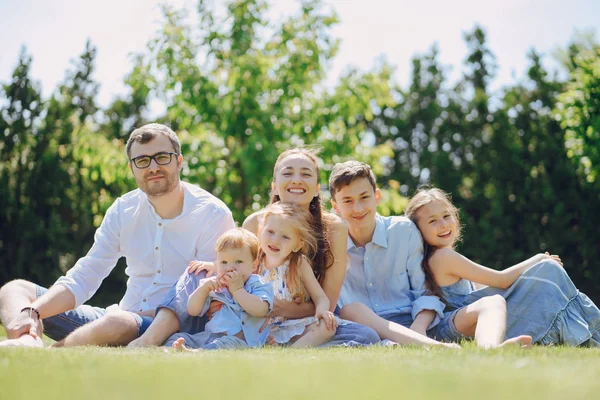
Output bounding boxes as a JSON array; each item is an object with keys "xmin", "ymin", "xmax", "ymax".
[
  {"xmin": 299, "ymin": 258, "xmax": 337, "ymax": 330},
  {"xmin": 430, "ymin": 248, "xmax": 560, "ymax": 289},
  {"xmin": 187, "ymin": 277, "xmax": 219, "ymax": 316}
]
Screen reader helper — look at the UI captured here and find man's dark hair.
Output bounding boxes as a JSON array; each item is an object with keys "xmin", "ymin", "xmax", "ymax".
[{"xmin": 125, "ymin": 123, "xmax": 181, "ymax": 158}]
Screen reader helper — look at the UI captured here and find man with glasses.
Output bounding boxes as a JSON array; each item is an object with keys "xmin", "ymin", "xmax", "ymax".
[{"xmin": 0, "ymin": 123, "xmax": 235, "ymax": 347}]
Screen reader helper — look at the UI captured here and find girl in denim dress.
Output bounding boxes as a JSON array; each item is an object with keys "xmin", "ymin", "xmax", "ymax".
[{"xmin": 406, "ymin": 188, "xmax": 600, "ymax": 346}]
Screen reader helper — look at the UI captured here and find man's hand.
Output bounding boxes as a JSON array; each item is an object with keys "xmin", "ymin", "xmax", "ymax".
[
  {"xmin": 221, "ymin": 271, "xmax": 244, "ymax": 293},
  {"xmin": 5, "ymin": 309, "xmax": 41, "ymax": 339},
  {"xmin": 187, "ymin": 261, "xmax": 216, "ymax": 276}
]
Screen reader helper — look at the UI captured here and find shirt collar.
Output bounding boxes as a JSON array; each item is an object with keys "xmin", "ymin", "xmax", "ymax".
[
  {"xmin": 371, "ymin": 214, "xmax": 388, "ymax": 248},
  {"xmin": 346, "ymin": 213, "xmax": 388, "ymax": 249}
]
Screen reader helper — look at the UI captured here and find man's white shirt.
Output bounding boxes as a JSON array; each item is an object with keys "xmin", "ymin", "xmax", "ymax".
[{"xmin": 55, "ymin": 181, "xmax": 235, "ymax": 313}]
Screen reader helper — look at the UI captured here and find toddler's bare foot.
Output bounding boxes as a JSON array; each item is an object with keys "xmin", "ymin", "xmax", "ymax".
[
  {"xmin": 171, "ymin": 337, "xmax": 198, "ymax": 352},
  {"xmin": 0, "ymin": 334, "xmax": 44, "ymax": 348},
  {"xmin": 500, "ymin": 335, "xmax": 532, "ymax": 348}
]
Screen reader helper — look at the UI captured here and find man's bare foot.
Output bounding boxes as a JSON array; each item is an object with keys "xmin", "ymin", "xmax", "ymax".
[
  {"xmin": 0, "ymin": 334, "xmax": 44, "ymax": 348},
  {"xmin": 171, "ymin": 338, "xmax": 198, "ymax": 352},
  {"xmin": 499, "ymin": 335, "xmax": 533, "ymax": 348}
]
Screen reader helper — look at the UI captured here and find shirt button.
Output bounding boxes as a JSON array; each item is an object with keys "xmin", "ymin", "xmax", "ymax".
[
  {"xmin": 242, "ymin": 321, "xmax": 245, "ymax": 325},
  {"xmin": 155, "ymin": 247, "xmax": 159, "ymax": 251},
  {"xmin": 157, "ymin": 270, "xmax": 161, "ymax": 274},
  {"xmin": 143, "ymin": 299, "xmax": 147, "ymax": 302},
  {"xmin": 139, "ymin": 309, "xmax": 142, "ymax": 312},
  {"xmin": 158, "ymin": 223, "xmax": 162, "ymax": 227},
  {"xmin": 369, "ymin": 283, "xmax": 373, "ymax": 287},
  {"xmin": 153, "ymin": 282, "xmax": 157, "ymax": 285}
]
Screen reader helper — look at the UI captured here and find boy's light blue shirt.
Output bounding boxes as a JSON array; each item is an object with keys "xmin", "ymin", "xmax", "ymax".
[
  {"xmin": 338, "ymin": 214, "xmax": 445, "ymax": 328},
  {"xmin": 201, "ymin": 274, "xmax": 274, "ymax": 347}
]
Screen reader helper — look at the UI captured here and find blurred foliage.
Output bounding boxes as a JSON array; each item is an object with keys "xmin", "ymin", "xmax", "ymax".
[{"xmin": 1, "ymin": 0, "xmax": 599, "ymax": 305}]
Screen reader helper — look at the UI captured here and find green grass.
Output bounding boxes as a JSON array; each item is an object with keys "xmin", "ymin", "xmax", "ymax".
[{"xmin": 1, "ymin": 325, "xmax": 599, "ymax": 400}]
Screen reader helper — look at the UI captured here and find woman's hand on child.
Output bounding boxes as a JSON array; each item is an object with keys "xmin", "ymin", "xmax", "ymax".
[
  {"xmin": 259, "ymin": 317, "xmax": 272, "ymax": 333},
  {"xmin": 269, "ymin": 298, "xmax": 287, "ymax": 317},
  {"xmin": 206, "ymin": 300, "xmax": 223, "ymax": 320},
  {"xmin": 315, "ymin": 308, "xmax": 337, "ymax": 331},
  {"xmin": 543, "ymin": 252, "xmax": 563, "ymax": 266},
  {"xmin": 187, "ymin": 261, "xmax": 216, "ymax": 276},
  {"xmin": 222, "ymin": 270, "xmax": 244, "ymax": 293}
]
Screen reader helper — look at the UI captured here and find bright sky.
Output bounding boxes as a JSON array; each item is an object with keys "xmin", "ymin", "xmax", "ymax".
[{"xmin": 1, "ymin": 0, "xmax": 598, "ymax": 108}]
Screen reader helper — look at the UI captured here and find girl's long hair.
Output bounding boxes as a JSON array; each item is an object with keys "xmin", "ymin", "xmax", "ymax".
[
  {"xmin": 270, "ymin": 148, "xmax": 333, "ymax": 284},
  {"xmin": 256, "ymin": 202, "xmax": 319, "ymax": 303},
  {"xmin": 404, "ymin": 187, "xmax": 462, "ymax": 301}
]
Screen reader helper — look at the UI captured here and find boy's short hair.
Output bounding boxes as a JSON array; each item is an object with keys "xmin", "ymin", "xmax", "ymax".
[
  {"xmin": 328, "ymin": 161, "xmax": 377, "ymax": 201},
  {"xmin": 215, "ymin": 228, "xmax": 260, "ymax": 260},
  {"xmin": 125, "ymin": 123, "xmax": 181, "ymax": 159}
]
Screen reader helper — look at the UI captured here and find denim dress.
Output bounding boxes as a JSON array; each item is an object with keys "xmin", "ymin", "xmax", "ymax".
[{"xmin": 439, "ymin": 260, "xmax": 600, "ymax": 346}]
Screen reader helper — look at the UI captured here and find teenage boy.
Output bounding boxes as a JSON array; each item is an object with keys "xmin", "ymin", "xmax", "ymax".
[{"xmin": 328, "ymin": 161, "xmax": 460, "ymax": 347}]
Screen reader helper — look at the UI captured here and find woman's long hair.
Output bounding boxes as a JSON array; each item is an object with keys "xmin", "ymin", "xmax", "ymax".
[
  {"xmin": 270, "ymin": 148, "xmax": 334, "ymax": 284},
  {"xmin": 256, "ymin": 203, "xmax": 318, "ymax": 303},
  {"xmin": 405, "ymin": 187, "xmax": 462, "ymax": 301}
]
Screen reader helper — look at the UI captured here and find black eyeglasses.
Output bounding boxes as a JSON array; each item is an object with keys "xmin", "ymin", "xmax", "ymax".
[{"xmin": 130, "ymin": 152, "xmax": 179, "ymax": 169}]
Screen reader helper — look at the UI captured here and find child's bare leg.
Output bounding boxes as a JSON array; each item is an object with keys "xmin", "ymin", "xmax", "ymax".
[
  {"xmin": 453, "ymin": 295, "xmax": 508, "ymax": 349},
  {"xmin": 291, "ymin": 321, "xmax": 335, "ymax": 348},
  {"xmin": 341, "ymin": 302, "xmax": 458, "ymax": 348},
  {"xmin": 171, "ymin": 337, "xmax": 198, "ymax": 352},
  {"xmin": 500, "ymin": 335, "xmax": 532, "ymax": 347}
]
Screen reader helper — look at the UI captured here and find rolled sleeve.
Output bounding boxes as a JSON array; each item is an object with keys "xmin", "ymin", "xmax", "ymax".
[
  {"xmin": 406, "ymin": 221, "xmax": 445, "ymax": 328},
  {"xmin": 247, "ymin": 276, "xmax": 274, "ymax": 313},
  {"xmin": 54, "ymin": 199, "xmax": 122, "ymax": 307}
]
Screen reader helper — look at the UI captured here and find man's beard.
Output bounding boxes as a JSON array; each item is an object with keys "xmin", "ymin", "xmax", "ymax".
[{"xmin": 138, "ymin": 170, "xmax": 178, "ymax": 197}]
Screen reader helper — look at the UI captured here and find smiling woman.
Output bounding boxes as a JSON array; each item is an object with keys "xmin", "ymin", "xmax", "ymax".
[{"xmin": 242, "ymin": 148, "xmax": 380, "ymax": 346}]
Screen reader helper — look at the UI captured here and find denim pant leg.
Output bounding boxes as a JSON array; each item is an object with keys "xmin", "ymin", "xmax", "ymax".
[
  {"xmin": 164, "ymin": 332, "xmax": 248, "ymax": 349},
  {"xmin": 321, "ymin": 321, "xmax": 380, "ymax": 347},
  {"xmin": 203, "ymin": 334, "xmax": 249, "ymax": 350},
  {"xmin": 157, "ymin": 271, "xmax": 209, "ymax": 335},
  {"xmin": 36, "ymin": 285, "xmax": 152, "ymax": 341},
  {"xmin": 427, "ymin": 310, "xmax": 468, "ymax": 343}
]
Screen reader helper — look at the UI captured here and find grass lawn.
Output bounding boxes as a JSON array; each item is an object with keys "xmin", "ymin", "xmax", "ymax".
[{"xmin": 1, "ymin": 326, "xmax": 599, "ymax": 400}]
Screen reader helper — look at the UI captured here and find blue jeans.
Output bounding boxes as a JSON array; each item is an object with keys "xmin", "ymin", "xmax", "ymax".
[
  {"xmin": 324, "ymin": 305, "xmax": 381, "ymax": 347},
  {"xmin": 164, "ymin": 331, "xmax": 248, "ymax": 350},
  {"xmin": 36, "ymin": 286, "xmax": 153, "ymax": 342},
  {"xmin": 156, "ymin": 271, "xmax": 209, "ymax": 335},
  {"xmin": 381, "ymin": 311, "xmax": 466, "ymax": 343}
]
